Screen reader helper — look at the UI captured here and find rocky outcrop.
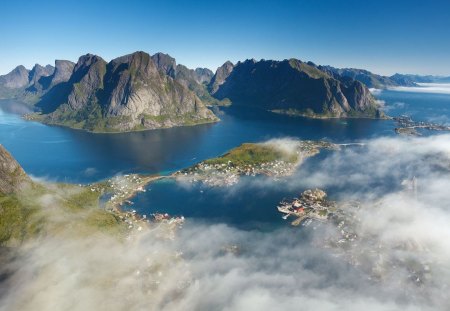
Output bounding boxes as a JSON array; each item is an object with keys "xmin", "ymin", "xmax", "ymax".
[
  {"xmin": 210, "ymin": 59, "xmax": 383, "ymax": 118},
  {"xmin": 36, "ymin": 51, "xmax": 218, "ymax": 132},
  {"xmin": 0, "ymin": 145, "xmax": 30, "ymax": 195}
]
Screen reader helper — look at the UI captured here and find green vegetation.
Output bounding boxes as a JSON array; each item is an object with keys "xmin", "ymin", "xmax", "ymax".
[
  {"xmin": 0, "ymin": 194, "xmax": 41, "ymax": 246},
  {"xmin": 0, "ymin": 182, "xmax": 126, "ymax": 247},
  {"xmin": 204, "ymin": 143, "xmax": 298, "ymax": 167}
]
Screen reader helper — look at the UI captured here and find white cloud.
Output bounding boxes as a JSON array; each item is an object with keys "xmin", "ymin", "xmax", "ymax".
[{"xmin": 389, "ymin": 83, "xmax": 450, "ymax": 95}]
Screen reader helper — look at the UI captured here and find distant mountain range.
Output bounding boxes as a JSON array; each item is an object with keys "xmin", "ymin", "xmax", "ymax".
[
  {"xmin": 6, "ymin": 52, "xmax": 448, "ymax": 131},
  {"xmin": 315, "ymin": 65, "xmax": 417, "ymax": 88},
  {"xmin": 310, "ymin": 65, "xmax": 450, "ymax": 88},
  {"xmin": 389, "ymin": 73, "xmax": 450, "ymax": 84}
]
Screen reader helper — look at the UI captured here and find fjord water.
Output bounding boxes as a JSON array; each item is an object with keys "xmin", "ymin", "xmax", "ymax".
[
  {"xmin": 0, "ymin": 101, "xmax": 394, "ymax": 183},
  {"xmin": 1, "ymin": 88, "xmax": 449, "ymax": 227}
]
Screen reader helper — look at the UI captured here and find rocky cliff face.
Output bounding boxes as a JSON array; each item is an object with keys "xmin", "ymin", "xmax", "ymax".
[
  {"xmin": 36, "ymin": 51, "xmax": 218, "ymax": 132},
  {"xmin": 210, "ymin": 59, "xmax": 382, "ymax": 118},
  {"xmin": 0, "ymin": 145, "xmax": 30, "ymax": 195},
  {"xmin": 151, "ymin": 52, "xmax": 177, "ymax": 78}
]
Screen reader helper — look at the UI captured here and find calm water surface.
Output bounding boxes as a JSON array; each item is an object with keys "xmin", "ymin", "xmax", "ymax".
[{"xmin": 1, "ymin": 89, "xmax": 449, "ymax": 228}]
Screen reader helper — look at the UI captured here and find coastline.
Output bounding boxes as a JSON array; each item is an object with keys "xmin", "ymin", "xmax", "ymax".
[{"xmin": 23, "ymin": 113, "xmax": 220, "ymax": 134}]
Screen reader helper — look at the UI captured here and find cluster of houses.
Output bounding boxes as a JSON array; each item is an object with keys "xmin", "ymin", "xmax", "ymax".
[
  {"xmin": 176, "ymin": 159, "xmax": 297, "ymax": 187},
  {"xmin": 277, "ymin": 189, "xmax": 330, "ymax": 226}
]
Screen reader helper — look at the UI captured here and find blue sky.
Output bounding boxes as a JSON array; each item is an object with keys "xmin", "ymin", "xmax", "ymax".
[{"xmin": 1, "ymin": 0, "xmax": 449, "ymax": 75}]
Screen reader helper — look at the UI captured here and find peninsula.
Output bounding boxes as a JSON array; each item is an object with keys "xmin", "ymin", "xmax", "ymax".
[{"xmin": 174, "ymin": 140, "xmax": 338, "ymax": 186}]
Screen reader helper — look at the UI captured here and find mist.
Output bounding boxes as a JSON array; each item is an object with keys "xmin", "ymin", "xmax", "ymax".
[
  {"xmin": 388, "ymin": 83, "xmax": 450, "ymax": 95},
  {"xmin": 1, "ymin": 134, "xmax": 450, "ymax": 310}
]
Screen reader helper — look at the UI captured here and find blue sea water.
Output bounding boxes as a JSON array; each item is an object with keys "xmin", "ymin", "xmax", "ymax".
[{"xmin": 1, "ymin": 87, "xmax": 449, "ymax": 227}]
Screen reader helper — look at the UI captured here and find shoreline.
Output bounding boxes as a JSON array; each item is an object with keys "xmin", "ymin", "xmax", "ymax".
[{"xmin": 23, "ymin": 113, "xmax": 220, "ymax": 134}]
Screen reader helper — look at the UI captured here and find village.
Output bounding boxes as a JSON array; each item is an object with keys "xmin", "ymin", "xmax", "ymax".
[
  {"xmin": 394, "ymin": 115, "xmax": 450, "ymax": 136},
  {"xmin": 175, "ymin": 159, "xmax": 298, "ymax": 187},
  {"xmin": 87, "ymin": 174, "xmax": 184, "ymax": 238},
  {"xmin": 277, "ymin": 188, "xmax": 360, "ymax": 242}
]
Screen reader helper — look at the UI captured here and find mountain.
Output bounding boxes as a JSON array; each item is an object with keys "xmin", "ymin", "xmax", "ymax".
[
  {"xmin": 0, "ymin": 62, "xmax": 74, "ymax": 103},
  {"xmin": 194, "ymin": 68, "xmax": 214, "ymax": 84},
  {"xmin": 151, "ymin": 53, "xmax": 223, "ymax": 105},
  {"xmin": 390, "ymin": 73, "xmax": 450, "ymax": 84},
  {"xmin": 26, "ymin": 64, "xmax": 54, "ymax": 90},
  {"xmin": 315, "ymin": 65, "xmax": 417, "ymax": 88},
  {"xmin": 0, "ymin": 66, "xmax": 31, "ymax": 99},
  {"xmin": 209, "ymin": 61, "xmax": 234, "ymax": 94},
  {"xmin": 151, "ymin": 52, "xmax": 177, "ymax": 78},
  {"xmin": 209, "ymin": 59, "xmax": 383, "ymax": 118},
  {"xmin": 34, "ymin": 51, "xmax": 218, "ymax": 132},
  {"xmin": 150, "ymin": 52, "xmax": 213, "ymax": 84},
  {"xmin": 0, "ymin": 145, "xmax": 30, "ymax": 195},
  {"xmin": 0, "ymin": 65, "xmax": 30, "ymax": 89},
  {"xmin": 38, "ymin": 60, "xmax": 75, "ymax": 91}
]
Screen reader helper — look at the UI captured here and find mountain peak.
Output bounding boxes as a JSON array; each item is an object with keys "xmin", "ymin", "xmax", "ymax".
[
  {"xmin": 209, "ymin": 61, "xmax": 235, "ymax": 93},
  {"xmin": 151, "ymin": 52, "xmax": 176, "ymax": 77},
  {"xmin": 0, "ymin": 65, "xmax": 30, "ymax": 88}
]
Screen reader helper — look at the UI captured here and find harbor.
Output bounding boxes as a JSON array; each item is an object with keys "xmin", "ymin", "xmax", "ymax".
[{"xmin": 277, "ymin": 189, "xmax": 331, "ymax": 226}]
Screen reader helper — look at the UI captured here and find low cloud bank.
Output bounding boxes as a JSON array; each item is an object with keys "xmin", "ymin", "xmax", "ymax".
[
  {"xmin": 2, "ymin": 134, "xmax": 450, "ymax": 310},
  {"xmin": 388, "ymin": 83, "xmax": 450, "ymax": 95}
]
